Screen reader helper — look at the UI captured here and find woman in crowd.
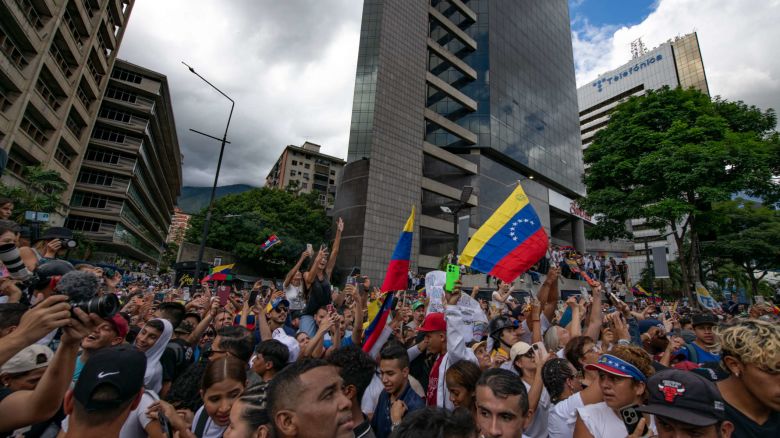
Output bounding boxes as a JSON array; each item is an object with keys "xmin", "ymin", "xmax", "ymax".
[
  {"xmin": 134, "ymin": 318, "xmax": 173, "ymax": 393},
  {"xmin": 573, "ymin": 345, "xmax": 655, "ymax": 438},
  {"xmin": 149, "ymin": 356, "xmax": 248, "ymax": 438},
  {"xmin": 445, "ymin": 360, "xmax": 481, "ymax": 415},
  {"xmin": 564, "ymin": 336, "xmax": 600, "ymax": 388},
  {"xmin": 543, "ymin": 358, "xmax": 602, "ymax": 438},
  {"xmin": 224, "ymin": 381, "xmax": 272, "ymax": 438},
  {"xmin": 300, "ymin": 219, "xmax": 343, "ymax": 337},
  {"xmin": 508, "ymin": 342, "xmax": 550, "ymax": 438}
]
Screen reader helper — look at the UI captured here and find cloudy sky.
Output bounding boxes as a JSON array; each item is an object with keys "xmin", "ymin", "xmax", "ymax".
[{"xmin": 117, "ymin": 0, "xmax": 780, "ymax": 188}]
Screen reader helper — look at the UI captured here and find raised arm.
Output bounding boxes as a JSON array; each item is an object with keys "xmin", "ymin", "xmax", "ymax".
[
  {"xmin": 185, "ymin": 299, "xmax": 218, "ymax": 345},
  {"xmin": 541, "ymin": 266, "xmax": 561, "ymax": 322},
  {"xmin": 584, "ymin": 285, "xmax": 603, "ymax": 341},
  {"xmin": 566, "ymin": 296, "xmax": 582, "ymax": 337},
  {"xmin": 325, "ymin": 218, "xmax": 344, "ymax": 280},
  {"xmin": 284, "ymin": 250, "xmax": 310, "ymax": 288},
  {"xmin": 444, "ymin": 283, "xmax": 478, "ymax": 364},
  {"xmin": 304, "ymin": 248, "xmax": 326, "ymax": 288}
]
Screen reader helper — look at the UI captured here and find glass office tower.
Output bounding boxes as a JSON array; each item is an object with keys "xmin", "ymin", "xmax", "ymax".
[{"xmin": 334, "ymin": 0, "xmax": 586, "ymax": 280}]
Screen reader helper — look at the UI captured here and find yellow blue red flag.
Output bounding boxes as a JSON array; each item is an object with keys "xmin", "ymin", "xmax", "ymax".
[{"xmin": 459, "ymin": 184, "xmax": 548, "ymax": 283}]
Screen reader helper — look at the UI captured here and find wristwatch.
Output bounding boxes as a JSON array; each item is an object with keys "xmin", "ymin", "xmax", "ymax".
[{"xmin": 617, "ymin": 339, "xmax": 631, "ymax": 346}]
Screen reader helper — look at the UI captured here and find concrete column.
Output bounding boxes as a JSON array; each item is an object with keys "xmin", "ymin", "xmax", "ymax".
[{"xmin": 573, "ymin": 217, "xmax": 586, "ymax": 253}]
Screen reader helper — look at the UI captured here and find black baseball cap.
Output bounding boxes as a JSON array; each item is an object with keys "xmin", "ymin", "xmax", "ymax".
[
  {"xmin": 691, "ymin": 313, "xmax": 717, "ymax": 328},
  {"xmin": 638, "ymin": 368, "xmax": 726, "ymax": 426},
  {"xmin": 73, "ymin": 345, "xmax": 146, "ymax": 412}
]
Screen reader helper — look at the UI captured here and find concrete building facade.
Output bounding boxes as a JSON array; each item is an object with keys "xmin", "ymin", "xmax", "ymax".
[
  {"xmin": 166, "ymin": 206, "xmax": 190, "ymax": 245},
  {"xmin": 64, "ymin": 59, "xmax": 181, "ymax": 263},
  {"xmin": 577, "ymin": 32, "xmax": 709, "ymax": 280},
  {"xmin": 264, "ymin": 141, "xmax": 345, "ymax": 209},
  {"xmin": 0, "ymin": 0, "xmax": 135, "ymax": 215},
  {"xmin": 333, "ymin": 0, "xmax": 588, "ymax": 280}
]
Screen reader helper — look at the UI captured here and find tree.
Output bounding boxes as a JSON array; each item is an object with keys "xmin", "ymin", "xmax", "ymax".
[
  {"xmin": 580, "ymin": 87, "xmax": 779, "ymax": 301},
  {"xmin": 185, "ymin": 188, "xmax": 331, "ymax": 277},
  {"xmin": 700, "ymin": 199, "xmax": 780, "ymax": 296},
  {"xmin": 0, "ymin": 165, "xmax": 68, "ymax": 222}
]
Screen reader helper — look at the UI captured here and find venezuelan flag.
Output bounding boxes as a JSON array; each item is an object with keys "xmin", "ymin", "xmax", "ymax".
[
  {"xmin": 362, "ymin": 293, "xmax": 394, "ymax": 357},
  {"xmin": 459, "ymin": 185, "xmax": 548, "ymax": 283},
  {"xmin": 380, "ymin": 207, "xmax": 415, "ymax": 292},
  {"xmin": 208, "ymin": 263, "xmax": 235, "ymax": 281}
]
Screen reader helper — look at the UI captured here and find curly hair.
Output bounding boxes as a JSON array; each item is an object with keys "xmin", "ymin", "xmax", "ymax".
[
  {"xmin": 608, "ymin": 345, "xmax": 655, "ymax": 379},
  {"xmin": 719, "ymin": 319, "xmax": 780, "ymax": 373},
  {"xmin": 564, "ymin": 336, "xmax": 594, "ymax": 373}
]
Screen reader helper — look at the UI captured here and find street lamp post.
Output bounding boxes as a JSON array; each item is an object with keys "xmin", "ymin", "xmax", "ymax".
[{"xmin": 183, "ymin": 62, "xmax": 235, "ymax": 283}]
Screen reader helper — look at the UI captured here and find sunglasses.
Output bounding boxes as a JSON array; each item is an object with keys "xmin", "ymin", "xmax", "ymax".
[{"xmin": 273, "ymin": 306, "xmax": 288, "ymax": 314}]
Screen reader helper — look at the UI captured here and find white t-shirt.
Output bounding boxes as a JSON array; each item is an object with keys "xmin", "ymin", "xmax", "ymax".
[
  {"xmin": 360, "ymin": 374, "xmax": 383, "ymax": 415},
  {"xmin": 548, "ymin": 392, "xmax": 584, "ymax": 438},
  {"xmin": 191, "ymin": 406, "xmax": 226, "ymax": 438},
  {"xmin": 576, "ymin": 402, "xmax": 627, "ymax": 438},
  {"xmin": 61, "ymin": 391, "xmax": 156, "ymax": 438},
  {"xmin": 522, "ymin": 380, "xmax": 550, "ymax": 438}
]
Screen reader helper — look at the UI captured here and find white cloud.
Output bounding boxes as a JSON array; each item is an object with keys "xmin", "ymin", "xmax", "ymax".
[
  {"xmin": 572, "ymin": 0, "xmax": 780, "ymax": 117},
  {"xmin": 117, "ymin": 0, "xmax": 362, "ymax": 187}
]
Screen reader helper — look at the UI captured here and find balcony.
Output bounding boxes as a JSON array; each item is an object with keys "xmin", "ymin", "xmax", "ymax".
[
  {"xmin": 108, "ymin": 0, "xmax": 125, "ymax": 27},
  {"xmin": 48, "ymin": 42, "xmax": 75, "ymax": 81},
  {"xmin": 81, "ymin": 154, "xmax": 136, "ymax": 176},
  {"xmin": 70, "ymin": 197, "xmax": 123, "ymax": 216},
  {"xmin": 60, "ymin": 15, "xmax": 84, "ymax": 55},
  {"xmin": 11, "ymin": 0, "xmax": 47, "ymax": 34},
  {"xmin": 74, "ymin": 175, "xmax": 130, "ymax": 197},
  {"xmin": 0, "ymin": 26, "xmax": 32, "ymax": 72},
  {"xmin": 28, "ymin": 89, "xmax": 60, "ymax": 127}
]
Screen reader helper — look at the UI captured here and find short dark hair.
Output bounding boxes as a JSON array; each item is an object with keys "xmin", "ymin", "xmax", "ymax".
[
  {"xmin": 72, "ymin": 383, "xmax": 137, "ymax": 426},
  {"xmin": 476, "ymin": 368, "xmax": 529, "ymax": 414},
  {"xmin": 390, "ymin": 407, "xmax": 476, "ymax": 438},
  {"xmin": 216, "ymin": 326, "xmax": 254, "ymax": 362},
  {"xmin": 0, "ymin": 220, "xmax": 20, "ymax": 236},
  {"xmin": 157, "ymin": 302, "xmax": 186, "ymax": 328},
  {"xmin": 255, "ymin": 339, "xmax": 290, "ymax": 371},
  {"xmin": 380, "ymin": 342, "xmax": 409, "ymax": 369},
  {"xmin": 0, "ymin": 303, "xmax": 29, "ymax": 331},
  {"xmin": 328, "ymin": 345, "xmax": 376, "ymax": 400},
  {"xmin": 267, "ymin": 359, "xmax": 330, "ymax": 417}
]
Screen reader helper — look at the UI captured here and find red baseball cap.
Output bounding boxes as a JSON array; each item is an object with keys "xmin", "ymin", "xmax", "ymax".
[
  {"xmin": 418, "ymin": 313, "xmax": 446, "ymax": 333},
  {"xmin": 107, "ymin": 314, "xmax": 129, "ymax": 339}
]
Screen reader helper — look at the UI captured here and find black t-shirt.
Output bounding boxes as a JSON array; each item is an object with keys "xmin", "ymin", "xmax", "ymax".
[
  {"xmin": 724, "ymin": 401, "xmax": 780, "ymax": 438},
  {"xmin": 161, "ymin": 338, "xmax": 194, "ymax": 383},
  {"xmin": 303, "ymin": 276, "xmax": 332, "ymax": 316}
]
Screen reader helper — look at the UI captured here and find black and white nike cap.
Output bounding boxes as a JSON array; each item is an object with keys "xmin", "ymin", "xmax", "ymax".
[{"xmin": 73, "ymin": 345, "xmax": 147, "ymax": 412}]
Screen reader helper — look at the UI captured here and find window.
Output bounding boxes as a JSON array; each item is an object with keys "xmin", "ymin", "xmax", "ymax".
[
  {"xmin": 330, "ymin": 170, "xmax": 336, "ymax": 175},
  {"xmin": 54, "ymin": 140, "xmax": 77, "ymax": 169},
  {"xmin": 65, "ymin": 215, "xmax": 109, "ymax": 232},
  {"xmin": 15, "ymin": 0, "xmax": 46, "ymax": 29},
  {"xmin": 0, "ymin": 24, "xmax": 30, "ymax": 70},
  {"xmin": 35, "ymin": 79, "xmax": 60, "ymax": 111},
  {"xmin": 71, "ymin": 192, "xmax": 108, "ymax": 209},
  {"xmin": 304, "ymin": 163, "xmax": 311, "ymax": 169},
  {"xmin": 86, "ymin": 148, "xmax": 122, "ymax": 165},
  {"xmin": 329, "ymin": 179, "xmax": 335, "ymax": 185},
  {"xmin": 303, "ymin": 173, "xmax": 310, "ymax": 180},
  {"xmin": 289, "ymin": 170, "xmax": 296, "ymax": 176},
  {"xmin": 105, "ymin": 87, "xmax": 137, "ymax": 103},
  {"xmin": 99, "ymin": 107, "xmax": 131, "ymax": 123},
  {"xmin": 92, "ymin": 128, "xmax": 125, "ymax": 144},
  {"xmin": 291, "ymin": 160, "xmax": 297, "ymax": 166},
  {"xmin": 78, "ymin": 170, "xmax": 113, "ymax": 186},
  {"xmin": 111, "ymin": 67, "xmax": 143, "ymax": 84},
  {"xmin": 20, "ymin": 116, "xmax": 48, "ymax": 146},
  {"xmin": 66, "ymin": 111, "xmax": 85, "ymax": 137},
  {"xmin": 301, "ymin": 183, "xmax": 308, "ymax": 189}
]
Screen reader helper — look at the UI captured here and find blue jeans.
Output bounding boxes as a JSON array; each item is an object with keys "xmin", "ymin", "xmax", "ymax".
[{"xmin": 300, "ymin": 314, "xmax": 318, "ymax": 338}]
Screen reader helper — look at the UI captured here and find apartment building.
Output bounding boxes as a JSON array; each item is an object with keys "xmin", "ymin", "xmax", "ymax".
[
  {"xmin": 264, "ymin": 141, "xmax": 345, "ymax": 209},
  {"xmin": 0, "ymin": 0, "xmax": 135, "ymax": 215}
]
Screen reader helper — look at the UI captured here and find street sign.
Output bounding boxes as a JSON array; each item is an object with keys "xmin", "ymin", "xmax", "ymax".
[{"xmin": 24, "ymin": 211, "xmax": 50, "ymax": 222}]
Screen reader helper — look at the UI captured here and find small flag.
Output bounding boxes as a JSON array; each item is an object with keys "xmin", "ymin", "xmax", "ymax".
[
  {"xmin": 260, "ymin": 235, "xmax": 281, "ymax": 252},
  {"xmin": 207, "ymin": 263, "xmax": 234, "ymax": 281},
  {"xmin": 380, "ymin": 207, "xmax": 415, "ymax": 292},
  {"xmin": 459, "ymin": 184, "xmax": 548, "ymax": 283},
  {"xmin": 362, "ymin": 293, "xmax": 395, "ymax": 358}
]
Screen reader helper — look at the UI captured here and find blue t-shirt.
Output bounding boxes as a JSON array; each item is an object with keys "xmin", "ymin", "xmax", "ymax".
[
  {"xmin": 677, "ymin": 342, "xmax": 720, "ymax": 364},
  {"xmin": 72, "ymin": 355, "xmax": 86, "ymax": 383}
]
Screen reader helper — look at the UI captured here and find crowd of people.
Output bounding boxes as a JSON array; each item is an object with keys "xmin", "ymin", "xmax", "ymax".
[{"xmin": 0, "ymin": 205, "xmax": 778, "ymax": 438}]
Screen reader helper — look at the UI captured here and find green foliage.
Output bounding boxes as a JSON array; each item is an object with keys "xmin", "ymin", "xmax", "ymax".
[
  {"xmin": 0, "ymin": 166, "xmax": 67, "ymax": 222},
  {"xmin": 700, "ymin": 199, "xmax": 780, "ymax": 295},
  {"xmin": 185, "ymin": 188, "xmax": 331, "ymax": 277},
  {"xmin": 579, "ymin": 87, "xmax": 779, "ymax": 295}
]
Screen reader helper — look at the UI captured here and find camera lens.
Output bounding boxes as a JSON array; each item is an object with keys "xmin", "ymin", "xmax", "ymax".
[{"xmin": 73, "ymin": 294, "xmax": 119, "ymax": 318}]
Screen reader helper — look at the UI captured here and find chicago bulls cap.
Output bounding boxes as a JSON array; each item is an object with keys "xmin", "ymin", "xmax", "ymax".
[{"xmin": 638, "ymin": 368, "xmax": 726, "ymax": 426}]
